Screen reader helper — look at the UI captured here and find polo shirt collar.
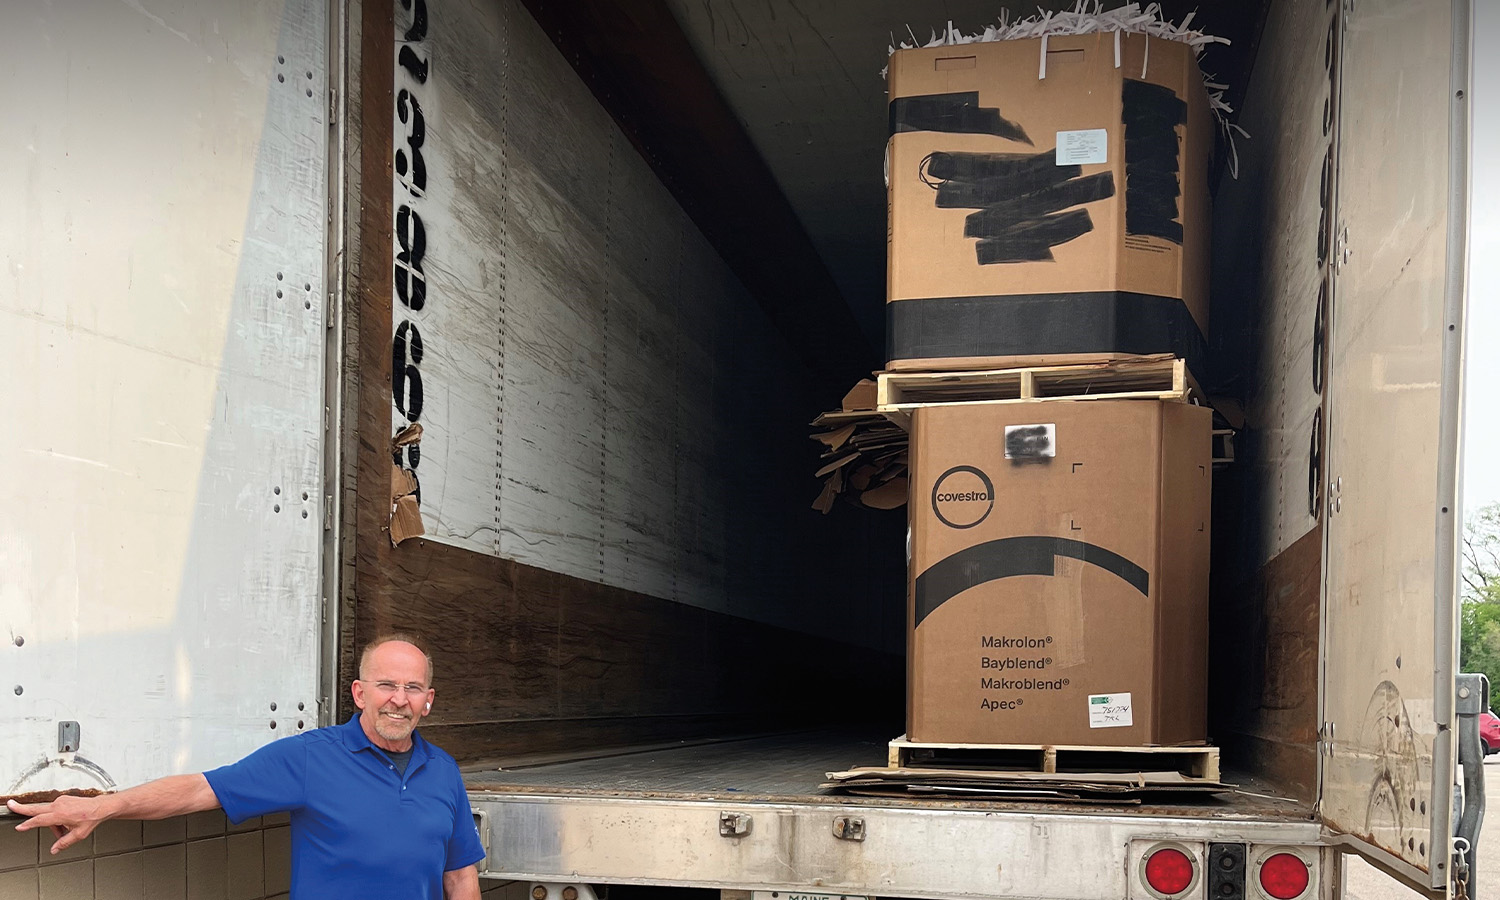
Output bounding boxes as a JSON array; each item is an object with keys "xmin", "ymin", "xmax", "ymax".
[{"xmin": 338, "ymin": 713, "xmax": 432, "ymax": 765}]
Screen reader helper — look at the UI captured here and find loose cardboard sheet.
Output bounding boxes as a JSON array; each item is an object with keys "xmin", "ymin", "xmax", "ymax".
[{"xmin": 809, "ymin": 378, "xmax": 910, "ymax": 513}]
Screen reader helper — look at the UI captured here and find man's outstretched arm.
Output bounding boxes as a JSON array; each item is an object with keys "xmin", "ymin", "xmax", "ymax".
[
  {"xmin": 444, "ymin": 864, "xmax": 481, "ymax": 900},
  {"xmin": 7, "ymin": 773, "xmax": 220, "ymax": 855}
]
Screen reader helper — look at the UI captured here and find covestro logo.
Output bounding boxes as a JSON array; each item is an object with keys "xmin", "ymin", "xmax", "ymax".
[{"xmin": 931, "ymin": 465, "xmax": 994, "ymax": 529}]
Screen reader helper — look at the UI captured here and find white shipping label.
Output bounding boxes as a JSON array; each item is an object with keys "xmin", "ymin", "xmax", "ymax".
[
  {"xmin": 1004, "ymin": 424, "xmax": 1056, "ymax": 459},
  {"xmin": 1056, "ymin": 129, "xmax": 1108, "ymax": 165},
  {"xmin": 1088, "ymin": 692, "xmax": 1134, "ymax": 728}
]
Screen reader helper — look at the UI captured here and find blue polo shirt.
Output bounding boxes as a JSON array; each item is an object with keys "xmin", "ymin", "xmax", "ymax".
[{"xmin": 204, "ymin": 715, "xmax": 485, "ymax": 899}]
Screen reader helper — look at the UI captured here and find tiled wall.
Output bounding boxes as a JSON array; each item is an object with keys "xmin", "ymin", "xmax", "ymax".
[
  {"xmin": 0, "ymin": 809, "xmax": 291, "ymax": 900},
  {"xmin": 0, "ymin": 808, "xmax": 527, "ymax": 899}
]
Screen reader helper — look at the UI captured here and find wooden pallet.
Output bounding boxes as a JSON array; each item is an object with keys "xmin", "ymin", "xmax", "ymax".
[
  {"xmin": 888, "ymin": 734, "xmax": 1220, "ymax": 782},
  {"xmin": 877, "ymin": 357, "xmax": 1200, "ymax": 414}
]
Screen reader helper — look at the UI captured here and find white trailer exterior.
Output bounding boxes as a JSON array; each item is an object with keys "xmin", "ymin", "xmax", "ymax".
[
  {"xmin": 0, "ymin": 0, "xmax": 1479, "ymax": 898},
  {"xmin": 2, "ymin": 0, "xmax": 331, "ymax": 794}
]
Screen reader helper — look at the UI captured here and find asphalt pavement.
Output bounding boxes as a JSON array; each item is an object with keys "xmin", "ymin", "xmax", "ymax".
[{"xmin": 1343, "ymin": 759, "xmax": 1498, "ymax": 900}]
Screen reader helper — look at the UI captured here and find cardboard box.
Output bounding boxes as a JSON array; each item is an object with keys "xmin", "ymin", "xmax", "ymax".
[
  {"xmin": 886, "ymin": 34, "xmax": 1212, "ymax": 374},
  {"xmin": 907, "ymin": 400, "xmax": 1210, "ymax": 746}
]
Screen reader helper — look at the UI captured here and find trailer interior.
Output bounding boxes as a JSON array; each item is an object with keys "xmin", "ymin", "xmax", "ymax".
[{"xmin": 339, "ymin": 0, "xmax": 1459, "ymax": 877}]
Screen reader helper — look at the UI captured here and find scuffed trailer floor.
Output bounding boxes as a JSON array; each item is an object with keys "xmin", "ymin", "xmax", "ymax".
[{"xmin": 462, "ymin": 729, "xmax": 1311, "ymax": 819}]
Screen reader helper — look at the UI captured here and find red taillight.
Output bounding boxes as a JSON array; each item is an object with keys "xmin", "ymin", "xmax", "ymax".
[
  {"xmin": 1259, "ymin": 853, "xmax": 1310, "ymax": 900},
  {"xmin": 1145, "ymin": 847, "xmax": 1196, "ymax": 896}
]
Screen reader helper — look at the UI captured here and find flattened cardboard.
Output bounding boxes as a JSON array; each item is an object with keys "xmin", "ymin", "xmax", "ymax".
[
  {"xmin": 390, "ymin": 463, "xmax": 425, "ymax": 546},
  {"xmin": 389, "ymin": 423, "xmax": 425, "ymax": 545},
  {"xmin": 907, "ymin": 400, "xmax": 1210, "ymax": 746},
  {"xmin": 842, "ymin": 378, "xmax": 878, "ymax": 411},
  {"xmin": 886, "ymin": 34, "xmax": 1212, "ymax": 370}
]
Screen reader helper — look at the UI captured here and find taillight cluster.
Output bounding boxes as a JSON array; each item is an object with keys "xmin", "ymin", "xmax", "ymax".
[{"xmin": 1137, "ymin": 843, "xmax": 1314, "ymax": 900}]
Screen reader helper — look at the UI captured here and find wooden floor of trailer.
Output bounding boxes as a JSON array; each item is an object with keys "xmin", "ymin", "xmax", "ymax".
[{"xmin": 461, "ymin": 730, "xmax": 1314, "ymax": 821}]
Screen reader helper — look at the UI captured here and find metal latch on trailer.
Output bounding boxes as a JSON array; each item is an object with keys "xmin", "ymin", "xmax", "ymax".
[{"xmin": 1454, "ymin": 673, "xmax": 1487, "ymax": 900}]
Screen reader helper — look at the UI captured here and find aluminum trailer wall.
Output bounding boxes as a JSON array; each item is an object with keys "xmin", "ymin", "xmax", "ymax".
[{"xmin": 1, "ymin": 0, "xmax": 329, "ymax": 794}]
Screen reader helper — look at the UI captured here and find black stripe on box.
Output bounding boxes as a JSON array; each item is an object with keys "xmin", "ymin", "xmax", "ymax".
[
  {"xmin": 914, "ymin": 536, "xmax": 1149, "ymax": 626},
  {"xmin": 886, "ymin": 291, "xmax": 1206, "ymax": 375}
]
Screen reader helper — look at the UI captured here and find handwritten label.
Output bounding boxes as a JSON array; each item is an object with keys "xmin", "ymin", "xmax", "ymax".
[
  {"xmin": 1088, "ymin": 692, "xmax": 1133, "ymax": 728},
  {"xmin": 1004, "ymin": 423, "xmax": 1056, "ymax": 459},
  {"xmin": 1056, "ymin": 129, "xmax": 1108, "ymax": 165}
]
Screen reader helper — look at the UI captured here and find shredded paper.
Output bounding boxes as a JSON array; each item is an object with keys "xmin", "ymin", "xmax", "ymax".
[{"xmin": 885, "ymin": 2, "xmax": 1248, "ymax": 175}]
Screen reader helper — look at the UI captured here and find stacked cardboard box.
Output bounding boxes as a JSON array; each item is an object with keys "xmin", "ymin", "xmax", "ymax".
[
  {"xmin": 906, "ymin": 400, "xmax": 1210, "ymax": 747},
  {"xmin": 886, "ymin": 34, "xmax": 1216, "ymax": 748},
  {"xmin": 885, "ymin": 33, "xmax": 1211, "ymax": 376}
]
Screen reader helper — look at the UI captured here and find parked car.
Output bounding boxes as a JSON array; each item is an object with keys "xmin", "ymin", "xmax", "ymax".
[{"xmin": 1481, "ymin": 711, "xmax": 1500, "ymax": 756}]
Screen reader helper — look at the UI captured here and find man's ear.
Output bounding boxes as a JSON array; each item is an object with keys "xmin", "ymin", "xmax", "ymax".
[{"xmin": 351, "ymin": 679, "xmax": 368, "ymax": 711}]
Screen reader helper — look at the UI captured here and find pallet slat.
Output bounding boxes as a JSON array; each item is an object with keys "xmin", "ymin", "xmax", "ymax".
[
  {"xmin": 887, "ymin": 734, "xmax": 1220, "ymax": 782},
  {"xmin": 877, "ymin": 358, "xmax": 1202, "ymax": 412}
]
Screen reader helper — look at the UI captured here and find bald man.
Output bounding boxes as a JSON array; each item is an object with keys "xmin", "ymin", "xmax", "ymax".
[{"xmin": 8, "ymin": 635, "xmax": 483, "ymax": 900}]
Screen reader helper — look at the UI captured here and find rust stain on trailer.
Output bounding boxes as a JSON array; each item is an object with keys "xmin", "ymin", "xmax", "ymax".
[
  {"xmin": 5, "ymin": 752, "xmax": 118, "ymax": 809},
  {"xmin": 2, "ymin": 788, "xmax": 108, "ymax": 807}
]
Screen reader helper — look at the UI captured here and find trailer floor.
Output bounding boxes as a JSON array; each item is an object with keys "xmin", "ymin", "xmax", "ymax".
[{"xmin": 461, "ymin": 729, "xmax": 1314, "ymax": 821}]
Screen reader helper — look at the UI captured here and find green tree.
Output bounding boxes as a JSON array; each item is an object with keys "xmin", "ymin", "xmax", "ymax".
[{"xmin": 1461, "ymin": 503, "xmax": 1500, "ymax": 691}]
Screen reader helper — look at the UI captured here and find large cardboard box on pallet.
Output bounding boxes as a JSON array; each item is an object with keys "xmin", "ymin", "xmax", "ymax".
[
  {"xmin": 885, "ymin": 33, "xmax": 1212, "ymax": 374},
  {"xmin": 907, "ymin": 399, "xmax": 1211, "ymax": 746}
]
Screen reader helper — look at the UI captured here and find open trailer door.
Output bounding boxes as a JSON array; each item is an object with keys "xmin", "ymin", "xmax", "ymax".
[
  {"xmin": 1319, "ymin": 0, "xmax": 1472, "ymax": 891},
  {"xmin": 0, "ymin": 0, "xmax": 331, "ymax": 796}
]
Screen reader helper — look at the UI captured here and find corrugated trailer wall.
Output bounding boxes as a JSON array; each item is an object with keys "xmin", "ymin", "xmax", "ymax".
[
  {"xmin": 341, "ymin": 0, "xmax": 904, "ymax": 759},
  {"xmin": 1205, "ymin": 0, "xmax": 1336, "ymax": 800}
]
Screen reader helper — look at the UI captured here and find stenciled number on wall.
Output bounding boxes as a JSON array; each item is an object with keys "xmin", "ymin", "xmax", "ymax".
[{"xmin": 393, "ymin": 0, "xmax": 430, "ymax": 482}]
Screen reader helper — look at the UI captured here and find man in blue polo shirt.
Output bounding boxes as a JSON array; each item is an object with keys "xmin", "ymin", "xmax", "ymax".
[{"xmin": 7, "ymin": 635, "xmax": 484, "ymax": 899}]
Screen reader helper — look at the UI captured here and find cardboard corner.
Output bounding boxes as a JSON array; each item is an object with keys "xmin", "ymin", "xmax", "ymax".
[{"xmin": 390, "ymin": 463, "xmax": 424, "ymax": 546}]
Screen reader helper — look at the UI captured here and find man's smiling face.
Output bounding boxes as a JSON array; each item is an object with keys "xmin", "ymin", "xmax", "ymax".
[{"xmin": 351, "ymin": 640, "xmax": 434, "ymax": 751}]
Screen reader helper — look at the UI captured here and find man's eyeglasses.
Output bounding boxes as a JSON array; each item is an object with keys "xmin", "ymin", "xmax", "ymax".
[{"xmin": 365, "ymin": 680, "xmax": 429, "ymax": 696}]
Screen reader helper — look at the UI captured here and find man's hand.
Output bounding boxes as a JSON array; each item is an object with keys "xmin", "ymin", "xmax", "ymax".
[
  {"xmin": 7, "ymin": 795, "xmax": 107, "ymax": 855},
  {"xmin": 443, "ymin": 864, "xmax": 481, "ymax": 900}
]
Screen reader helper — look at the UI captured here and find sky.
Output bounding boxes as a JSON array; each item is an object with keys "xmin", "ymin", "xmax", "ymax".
[{"xmin": 1466, "ymin": 1, "xmax": 1500, "ymax": 513}]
